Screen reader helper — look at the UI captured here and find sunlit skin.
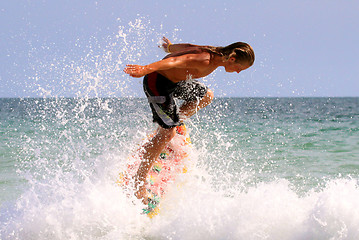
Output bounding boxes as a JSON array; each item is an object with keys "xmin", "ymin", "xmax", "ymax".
[
  {"xmin": 124, "ymin": 53, "xmax": 250, "ymax": 81},
  {"xmin": 123, "ymin": 38, "xmax": 251, "ymax": 203}
]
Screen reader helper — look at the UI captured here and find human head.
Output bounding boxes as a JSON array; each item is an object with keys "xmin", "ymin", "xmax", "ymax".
[{"xmin": 218, "ymin": 42, "xmax": 255, "ymax": 66}]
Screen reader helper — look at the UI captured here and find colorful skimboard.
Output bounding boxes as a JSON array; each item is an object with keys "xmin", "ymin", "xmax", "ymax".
[{"xmin": 118, "ymin": 124, "xmax": 192, "ymax": 218}]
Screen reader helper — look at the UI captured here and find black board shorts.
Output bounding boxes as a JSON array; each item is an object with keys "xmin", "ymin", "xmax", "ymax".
[{"xmin": 143, "ymin": 72, "xmax": 208, "ymax": 129}]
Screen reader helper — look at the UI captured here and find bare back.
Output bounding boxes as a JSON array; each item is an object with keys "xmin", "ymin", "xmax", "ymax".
[{"xmin": 157, "ymin": 47, "xmax": 219, "ymax": 83}]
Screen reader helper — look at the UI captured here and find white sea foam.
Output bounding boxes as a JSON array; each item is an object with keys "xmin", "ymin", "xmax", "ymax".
[
  {"xmin": 1, "ymin": 145, "xmax": 359, "ymax": 240},
  {"xmin": 148, "ymin": 170, "xmax": 359, "ymax": 240}
]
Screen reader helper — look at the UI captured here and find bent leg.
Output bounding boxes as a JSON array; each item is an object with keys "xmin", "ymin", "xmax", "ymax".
[
  {"xmin": 134, "ymin": 126, "xmax": 177, "ymax": 200},
  {"xmin": 179, "ymin": 88, "xmax": 214, "ymax": 119}
]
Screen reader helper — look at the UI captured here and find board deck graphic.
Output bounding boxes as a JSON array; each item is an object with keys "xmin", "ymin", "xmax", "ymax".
[{"xmin": 118, "ymin": 124, "xmax": 191, "ymax": 218}]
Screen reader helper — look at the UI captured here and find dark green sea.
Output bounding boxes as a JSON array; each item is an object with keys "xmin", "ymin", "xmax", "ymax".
[{"xmin": 1, "ymin": 97, "xmax": 359, "ymax": 239}]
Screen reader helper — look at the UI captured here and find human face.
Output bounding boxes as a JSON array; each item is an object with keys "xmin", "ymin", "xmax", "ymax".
[{"xmin": 224, "ymin": 57, "xmax": 251, "ymax": 73}]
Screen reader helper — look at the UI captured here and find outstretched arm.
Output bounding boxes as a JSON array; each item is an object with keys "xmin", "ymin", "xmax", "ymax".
[
  {"xmin": 160, "ymin": 36, "xmax": 206, "ymax": 53},
  {"xmin": 123, "ymin": 51, "xmax": 210, "ymax": 78}
]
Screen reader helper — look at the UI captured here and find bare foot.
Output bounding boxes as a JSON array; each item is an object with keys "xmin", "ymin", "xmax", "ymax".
[{"xmin": 134, "ymin": 185, "xmax": 149, "ymax": 205}]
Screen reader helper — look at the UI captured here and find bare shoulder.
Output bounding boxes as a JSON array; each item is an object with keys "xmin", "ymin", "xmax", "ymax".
[
  {"xmin": 179, "ymin": 52, "xmax": 212, "ymax": 69},
  {"xmin": 185, "ymin": 51, "xmax": 211, "ymax": 62},
  {"xmin": 165, "ymin": 47, "xmax": 210, "ymax": 60}
]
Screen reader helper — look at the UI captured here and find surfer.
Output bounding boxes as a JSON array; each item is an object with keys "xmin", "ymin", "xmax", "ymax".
[{"xmin": 124, "ymin": 37, "xmax": 255, "ymax": 202}]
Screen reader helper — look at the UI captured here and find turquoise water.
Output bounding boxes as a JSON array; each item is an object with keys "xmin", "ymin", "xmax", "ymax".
[{"xmin": 1, "ymin": 97, "xmax": 359, "ymax": 239}]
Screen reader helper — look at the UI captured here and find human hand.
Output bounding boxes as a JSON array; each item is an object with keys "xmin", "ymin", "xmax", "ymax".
[
  {"xmin": 159, "ymin": 36, "xmax": 172, "ymax": 53},
  {"xmin": 123, "ymin": 64, "xmax": 148, "ymax": 78}
]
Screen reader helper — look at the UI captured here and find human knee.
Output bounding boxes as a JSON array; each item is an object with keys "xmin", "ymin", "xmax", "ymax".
[
  {"xmin": 168, "ymin": 127, "xmax": 177, "ymax": 139},
  {"xmin": 199, "ymin": 89, "xmax": 214, "ymax": 107},
  {"xmin": 205, "ymin": 89, "xmax": 214, "ymax": 102}
]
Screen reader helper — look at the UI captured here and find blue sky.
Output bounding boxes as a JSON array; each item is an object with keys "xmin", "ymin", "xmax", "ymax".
[{"xmin": 1, "ymin": 0, "xmax": 358, "ymax": 97}]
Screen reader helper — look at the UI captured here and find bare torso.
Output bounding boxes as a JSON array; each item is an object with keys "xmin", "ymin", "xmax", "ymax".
[{"xmin": 157, "ymin": 48, "xmax": 219, "ymax": 83}]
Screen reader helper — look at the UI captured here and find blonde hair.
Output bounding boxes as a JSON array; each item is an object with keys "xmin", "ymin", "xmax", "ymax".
[{"xmin": 205, "ymin": 42, "xmax": 255, "ymax": 66}]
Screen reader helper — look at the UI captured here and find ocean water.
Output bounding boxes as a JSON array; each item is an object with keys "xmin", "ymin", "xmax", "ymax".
[{"xmin": 1, "ymin": 97, "xmax": 359, "ymax": 240}]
